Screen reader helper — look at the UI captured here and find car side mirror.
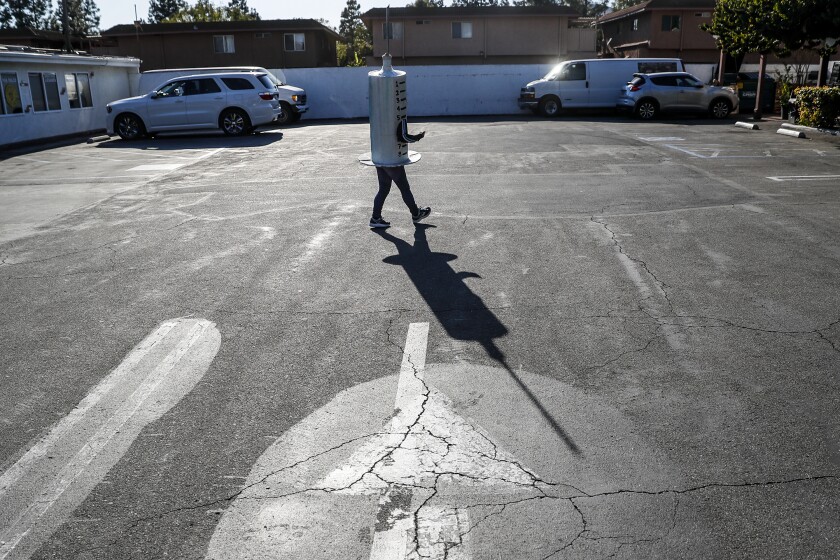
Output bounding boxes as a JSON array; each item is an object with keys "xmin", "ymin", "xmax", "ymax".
[
  {"xmin": 150, "ymin": 92, "xmax": 159, "ymax": 99},
  {"xmin": 694, "ymin": 84, "xmax": 704, "ymax": 89}
]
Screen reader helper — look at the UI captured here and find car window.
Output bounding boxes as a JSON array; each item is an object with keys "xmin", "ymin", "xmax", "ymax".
[
  {"xmin": 256, "ymin": 75, "xmax": 275, "ymax": 89},
  {"xmin": 559, "ymin": 63, "xmax": 586, "ymax": 81},
  {"xmin": 630, "ymin": 76, "xmax": 646, "ymax": 87},
  {"xmin": 651, "ymin": 76, "xmax": 678, "ymax": 87},
  {"xmin": 221, "ymin": 77, "xmax": 255, "ymax": 90},
  {"xmin": 157, "ymin": 80, "xmax": 187, "ymax": 97},
  {"xmin": 675, "ymin": 75, "xmax": 702, "ymax": 87},
  {"xmin": 196, "ymin": 78, "xmax": 222, "ymax": 94}
]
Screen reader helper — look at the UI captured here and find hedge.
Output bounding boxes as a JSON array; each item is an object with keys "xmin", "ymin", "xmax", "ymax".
[{"xmin": 795, "ymin": 86, "xmax": 840, "ymax": 128}]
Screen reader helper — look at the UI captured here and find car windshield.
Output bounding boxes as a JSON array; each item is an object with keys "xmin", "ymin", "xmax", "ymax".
[{"xmin": 544, "ymin": 63, "xmax": 566, "ymax": 81}]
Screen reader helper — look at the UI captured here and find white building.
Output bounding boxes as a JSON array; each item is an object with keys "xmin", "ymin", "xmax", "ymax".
[{"xmin": 0, "ymin": 47, "xmax": 140, "ymax": 149}]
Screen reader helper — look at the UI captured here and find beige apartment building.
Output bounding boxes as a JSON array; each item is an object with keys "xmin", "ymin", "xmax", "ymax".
[{"xmin": 361, "ymin": 6, "xmax": 596, "ymax": 66}]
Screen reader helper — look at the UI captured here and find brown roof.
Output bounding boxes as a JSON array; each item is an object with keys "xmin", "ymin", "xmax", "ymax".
[
  {"xmin": 101, "ymin": 19, "xmax": 342, "ymax": 41},
  {"xmin": 597, "ymin": 0, "xmax": 716, "ymax": 23},
  {"xmin": 362, "ymin": 6, "xmax": 580, "ymax": 19}
]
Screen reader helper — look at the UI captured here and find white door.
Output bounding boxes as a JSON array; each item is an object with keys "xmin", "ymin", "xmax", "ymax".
[
  {"xmin": 186, "ymin": 78, "xmax": 225, "ymax": 126},
  {"xmin": 147, "ymin": 80, "xmax": 187, "ymax": 129},
  {"xmin": 555, "ymin": 62, "xmax": 589, "ymax": 108}
]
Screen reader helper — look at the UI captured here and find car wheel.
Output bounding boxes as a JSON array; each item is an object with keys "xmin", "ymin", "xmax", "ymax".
[
  {"xmin": 289, "ymin": 111, "xmax": 302, "ymax": 123},
  {"xmin": 115, "ymin": 113, "xmax": 146, "ymax": 140},
  {"xmin": 539, "ymin": 96, "xmax": 561, "ymax": 118},
  {"xmin": 635, "ymin": 100, "xmax": 658, "ymax": 120},
  {"xmin": 710, "ymin": 98, "xmax": 732, "ymax": 119},
  {"xmin": 275, "ymin": 102, "xmax": 294, "ymax": 125},
  {"xmin": 220, "ymin": 109, "xmax": 251, "ymax": 136}
]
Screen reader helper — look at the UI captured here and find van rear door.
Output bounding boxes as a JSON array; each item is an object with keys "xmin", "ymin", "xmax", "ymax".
[{"xmin": 556, "ymin": 61, "xmax": 589, "ymax": 108}]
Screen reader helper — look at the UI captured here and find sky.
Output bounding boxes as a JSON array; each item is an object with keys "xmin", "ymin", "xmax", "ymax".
[{"xmin": 95, "ymin": 0, "xmax": 381, "ymax": 31}]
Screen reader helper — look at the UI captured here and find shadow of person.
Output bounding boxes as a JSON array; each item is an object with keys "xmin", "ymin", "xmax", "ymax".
[{"xmin": 374, "ymin": 224, "xmax": 580, "ymax": 454}]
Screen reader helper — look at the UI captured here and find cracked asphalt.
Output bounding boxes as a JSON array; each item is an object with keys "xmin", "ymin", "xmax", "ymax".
[{"xmin": 1, "ymin": 115, "xmax": 840, "ymax": 559}]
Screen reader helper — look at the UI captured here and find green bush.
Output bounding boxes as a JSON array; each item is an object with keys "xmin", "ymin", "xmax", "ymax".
[{"xmin": 795, "ymin": 86, "xmax": 840, "ymax": 128}]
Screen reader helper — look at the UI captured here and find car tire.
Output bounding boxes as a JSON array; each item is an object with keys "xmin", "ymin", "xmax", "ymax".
[
  {"xmin": 635, "ymin": 99, "xmax": 658, "ymax": 120},
  {"xmin": 220, "ymin": 108, "xmax": 251, "ymax": 136},
  {"xmin": 709, "ymin": 98, "xmax": 732, "ymax": 119},
  {"xmin": 115, "ymin": 113, "xmax": 146, "ymax": 140},
  {"xmin": 539, "ymin": 96, "xmax": 561, "ymax": 118},
  {"xmin": 276, "ymin": 102, "xmax": 294, "ymax": 125}
]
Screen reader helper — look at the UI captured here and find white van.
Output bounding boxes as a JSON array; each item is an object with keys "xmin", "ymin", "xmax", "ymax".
[
  {"xmin": 518, "ymin": 58, "xmax": 686, "ymax": 117},
  {"xmin": 138, "ymin": 66, "xmax": 307, "ymax": 124}
]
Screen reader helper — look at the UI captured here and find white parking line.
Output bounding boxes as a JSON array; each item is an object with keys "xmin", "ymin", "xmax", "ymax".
[
  {"xmin": 766, "ymin": 175, "xmax": 840, "ymax": 182},
  {"xmin": 0, "ymin": 318, "xmax": 221, "ymax": 560}
]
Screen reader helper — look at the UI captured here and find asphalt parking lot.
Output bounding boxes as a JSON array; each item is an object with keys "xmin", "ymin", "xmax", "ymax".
[{"xmin": 1, "ymin": 115, "xmax": 839, "ymax": 560}]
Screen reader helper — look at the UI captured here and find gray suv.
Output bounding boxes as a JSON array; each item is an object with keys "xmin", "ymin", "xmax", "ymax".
[{"xmin": 617, "ymin": 72, "xmax": 739, "ymax": 120}]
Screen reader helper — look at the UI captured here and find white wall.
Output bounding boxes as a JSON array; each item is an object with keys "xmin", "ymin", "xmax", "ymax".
[
  {"xmin": 281, "ymin": 64, "xmax": 556, "ymax": 120},
  {"xmin": 0, "ymin": 52, "xmax": 139, "ymax": 148}
]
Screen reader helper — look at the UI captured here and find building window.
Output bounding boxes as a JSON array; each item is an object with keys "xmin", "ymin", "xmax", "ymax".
[
  {"xmin": 382, "ymin": 22, "xmax": 403, "ymax": 40},
  {"xmin": 1, "ymin": 72, "xmax": 23, "ymax": 114},
  {"xmin": 632, "ymin": 18, "xmax": 638, "ymax": 31},
  {"xmin": 284, "ymin": 32, "xmax": 305, "ymax": 51},
  {"xmin": 29, "ymin": 72, "xmax": 62, "ymax": 112},
  {"xmin": 661, "ymin": 15, "xmax": 681, "ymax": 31},
  {"xmin": 64, "ymin": 73, "xmax": 92, "ymax": 109},
  {"xmin": 452, "ymin": 21, "xmax": 472, "ymax": 39},
  {"xmin": 213, "ymin": 35, "xmax": 235, "ymax": 53}
]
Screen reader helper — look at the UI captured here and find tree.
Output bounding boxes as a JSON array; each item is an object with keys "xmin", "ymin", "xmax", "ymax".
[
  {"xmin": 611, "ymin": 0, "xmax": 642, "ymax": 10},
  {"xmin": 0, "ymin": 0, "xmax": 51, "ymax": 29},
  {"xmin": 799, "ymin": 0, "xmax": 840, "ymax": 85},
  {"xmin": 226, "ymin": 0, "xmax": 260, "ymax": 20},
  {"xmin": 148, "ymin": 0, "xmax": 187, "ymax": 23},
  {"xmin": 49, "ymin": 0, "xmax": 100, "ymax": 35},
  {"xmin": 703, "ymin": 0, "xmax": 799, "ymax": 118},
  {"xmin": 407, "ymin": 0, "xmax": 445, "ymax": 6},
  {"xmin": 450, "ymin": 0, "xmax": 508, "ymax": 6},
  {"xmin": 567, "ymin": 0, "xmax": 610, "ymax": 17},
  {"xmin": 164, "ymin": 0, "xmax": 259, "ymax": 22},
  {"xmin": 337, "ymin": 0, "xmax": 371, "ymax": 66}
]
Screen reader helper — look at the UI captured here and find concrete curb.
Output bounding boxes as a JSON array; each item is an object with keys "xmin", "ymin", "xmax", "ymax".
[
  {"xmin": 776, "ymin": 128, "xmax": 807, "ymax": 138},
  {"xmin": 87, "ymin": 135, "xmax": 111, "ymax": 144},
  {"xmin": 735, "ymin": 121, "xmax": 759, "ymax": 130},
  {"xmin": 780, "ymin": 122, "xmax": 840, "ymax": 137}
]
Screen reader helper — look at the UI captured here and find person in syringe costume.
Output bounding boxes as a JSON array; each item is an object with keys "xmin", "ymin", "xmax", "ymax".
[{"xmin": 360, "ymin": 52, "xmax": 431, "ymax": 229}]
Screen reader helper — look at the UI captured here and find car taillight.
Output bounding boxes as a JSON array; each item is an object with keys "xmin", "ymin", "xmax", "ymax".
[
  {"xmin": 629, "ymin": 85, "xmax": 641, "ymax": 92},
  {"xmin": 259, "ymin": 92, "xmax": 274, "ymax": 100}
]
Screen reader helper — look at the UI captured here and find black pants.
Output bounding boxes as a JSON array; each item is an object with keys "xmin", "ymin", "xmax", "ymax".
[{"xmin": 373, "ymin": 166, "xmax": 418, "ymax": 219}]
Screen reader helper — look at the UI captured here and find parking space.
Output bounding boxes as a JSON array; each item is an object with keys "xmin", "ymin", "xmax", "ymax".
[
  {"xmin": 0, "ymin": 131, "xmax": 284, "ymax": 243},
  {"xmin": 1, "ymin": 117, "xmax": 839, "ymax": 560}
]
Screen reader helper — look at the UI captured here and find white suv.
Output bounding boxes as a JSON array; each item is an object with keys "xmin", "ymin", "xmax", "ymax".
[{"xmin": 106, "ymin": 71, "xmax": 281, "ymax": 139}]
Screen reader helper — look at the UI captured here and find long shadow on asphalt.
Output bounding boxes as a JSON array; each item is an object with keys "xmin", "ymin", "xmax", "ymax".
[{"xmin": 374, "ymin": 223, "xmax": 581, "ymax": 454}]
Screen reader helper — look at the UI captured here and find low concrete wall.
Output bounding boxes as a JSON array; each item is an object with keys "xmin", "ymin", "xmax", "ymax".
[
  {"xmin": 281, "ymin": 64, "xmax": 555, "ymax": 120},
  {"xmin": 280, "ymin": 63, "xmax": 729, "ymax": 120}
]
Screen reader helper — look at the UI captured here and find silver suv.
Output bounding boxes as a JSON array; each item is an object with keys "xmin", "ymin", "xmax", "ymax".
[
  {"xmin": 617, "ymin": 72, "xmax": 739, "ymax": 120},
  {"xmin": 106, "ymin": 71, "xmax": 281, "ymax": 140}
]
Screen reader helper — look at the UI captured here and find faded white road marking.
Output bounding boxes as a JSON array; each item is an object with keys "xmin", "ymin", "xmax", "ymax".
[
  {"xmin": 128, "ymin": 163, "xmax": 184, "ymax": 171},
  {"xmin": 0, "ymin": 318, "xmax": 221, "ymax": 560},
  {"xmin": 766, "ymin": 174, "xmax": 840, "ymax": 182},
  {"xmin": 637, "ymin": 136, "xmax": 684, "ymax": 141},
  {"xmin": 207, "ymin": 324, "xmax": 543, "ymax": 560}
]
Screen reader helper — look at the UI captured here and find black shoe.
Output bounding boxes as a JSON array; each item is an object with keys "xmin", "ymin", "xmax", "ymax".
[
  {"xmin": 412, "ymin": 207, "xmax": 431, "ymax": 223},
  {"xmin": 369, "ymin": 217, "xmax": 391, "ymax": 228}
]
